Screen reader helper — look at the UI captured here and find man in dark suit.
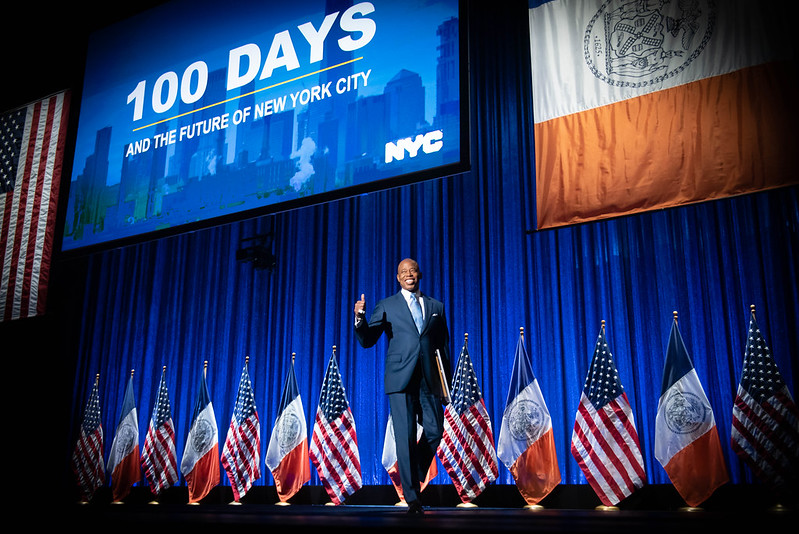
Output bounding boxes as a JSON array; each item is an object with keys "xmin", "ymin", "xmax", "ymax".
[{"xmin": 354, "ymin": 258, "xmax": 451, "ymax": 514}]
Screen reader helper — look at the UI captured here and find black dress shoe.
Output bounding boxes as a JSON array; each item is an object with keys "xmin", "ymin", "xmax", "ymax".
[{"xmin": 406, "ymin": 500, "xmax": 425, "ymax": 515}]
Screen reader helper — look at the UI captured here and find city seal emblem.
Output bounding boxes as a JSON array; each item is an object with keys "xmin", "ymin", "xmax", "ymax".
[
  {"xmin": 190, "ymin": 418, "xmax": 215, "ymax": 453},
  {"xmin": 115, "ymin": 422, "xmax": 138, "ymax": 457},
  {"xmin": 585, "ymin": 0, "xmax": 716, "ymax": 88},
  {"xmin": 662, "ymin": 389, "xmax": 708, "ymax": 435},
  {"xmin": 278, "ymin": 412, "xmax": 302, "ymax": 454},
  {"xmin": 507, "ymin": 398, "xmax": 544, "ymax": 443}
]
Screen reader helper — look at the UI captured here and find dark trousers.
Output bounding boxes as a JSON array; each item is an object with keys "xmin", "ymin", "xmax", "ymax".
[{"xmin": 388, "ymin": 366, "xmax": 444, "ymax": 504}]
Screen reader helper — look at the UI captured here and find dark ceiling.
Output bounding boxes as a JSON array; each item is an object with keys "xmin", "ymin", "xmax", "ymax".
[{"xmin": 2, "ymin": 2, "xmax": 169, "ymax": 111}]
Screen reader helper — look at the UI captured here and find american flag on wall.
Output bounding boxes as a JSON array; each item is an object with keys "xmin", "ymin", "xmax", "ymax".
[
  {"xmin": 731, "ymin": 308, "xmax": 799, "ymax": 497},
  {"xmin": 436, "ymin": 337, "xmax": 498, "ymax": 504},
  {"xmin": 571, "ymin": 324, "xmax": 646, "ymax": 506},
  {"xmin": 141, "ymin": 367, "xmax": 179, "ymax": 495},
  {"xmin": 310, "ymin": 348, "xmax": 362, "ymax": 505},
  {"xmin": 1, "ymin": 91, "xmax": 69, "ymax": 321},
  {"xmin": 221, "ymin": 359, "xmax": 261, "ymax": 502}
]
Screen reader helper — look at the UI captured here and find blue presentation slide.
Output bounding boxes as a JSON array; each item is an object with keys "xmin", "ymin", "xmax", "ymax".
[{"xmin": 62, "ymin": 0, "xmax": 462, "ymax": 251}]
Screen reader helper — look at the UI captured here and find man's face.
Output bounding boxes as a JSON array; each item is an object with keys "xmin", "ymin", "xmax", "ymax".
[{"xmin": 397, "ymin": 259, "xmax": 421, "ymax": 292}]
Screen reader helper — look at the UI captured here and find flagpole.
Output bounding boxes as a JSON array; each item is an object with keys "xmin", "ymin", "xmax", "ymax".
[
  {"xmin": 76, "ymin": 373, "xmax": 101, "ymax": 505},
  {"xmin": 148, "ymin": 366, "xmax": 167, "ymax": 506},
  {"xmin": 672, "ymin": 312, "xmax": 711, "ymax": 513},
  {"xmin": 592, "ymin": 320, "xmax": 621, "ymax": 513},
  {"xmin": 324, "ymin": 346, "xmax": 338, "ymax": 508},
  {"xmin": 518, "ymin": 326, "xmax": 547, "ymax": 512},
  {"xmin": 275, "ymin": 352, "xmax": 297, "ymax": 507},
  {"xmin": 454, "ymin": 333, "xmax": 480, "ymax": 509},
  {"xmin": 229, "ymin": 356, "xmax": 248, "ymax": 506}
]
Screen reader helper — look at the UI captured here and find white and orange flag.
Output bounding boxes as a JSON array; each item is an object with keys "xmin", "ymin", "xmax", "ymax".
[
  {"xmin": 180, "ymin": 363, "xmax": 220, "ymax": 504},
  {"xmin": 655, "ymin": 314, "xmax": 728, "ymax": 507},
  {"xmin": 497, "ymin": 329, "xmax": 560, "ymax": 506},
  {"xmin": 529, "ymin": 0, "xmax": 798, "ymax": 229},
  {"xmin": 107, "ymin": 372, "xmax": 140, "ymax": 502},
  {"xmin": 266, "ymin": 354, "xmax": 310, "ymax": 503},
  {"xmin": 381, "ymin": 414, "xmax": 438, "ymax": 504}
]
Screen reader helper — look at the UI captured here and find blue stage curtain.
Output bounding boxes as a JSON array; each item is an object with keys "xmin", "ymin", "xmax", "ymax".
[{"xmin": 69, "ymin": 0, "xmax": 798, "ymax": 494}]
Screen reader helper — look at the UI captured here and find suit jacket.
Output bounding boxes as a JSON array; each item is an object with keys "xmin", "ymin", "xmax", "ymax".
[{"xmin": 355, "ymin": 291, "xmax": 451, "ymax": 397}]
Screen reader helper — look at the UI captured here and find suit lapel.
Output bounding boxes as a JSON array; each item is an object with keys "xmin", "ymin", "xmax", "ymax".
[{"xmin": 393, "ymin": 292, "xmax": 416, "ymax": 329}]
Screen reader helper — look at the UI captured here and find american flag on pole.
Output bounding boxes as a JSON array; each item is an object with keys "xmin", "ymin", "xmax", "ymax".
[
  {"xmin": 571, "ymin": 323, "xmax": 646, "ymax": 506},
  {"xmin": 221, "ymin": 358, "xmax": 261, "ymax": 502},
  {"xmin": 310, "ymin": 347, "xmax": 362, "ymax": 505},
  {"xmin": 141, "ymin": 367, "xmax": 178, "ymax": 496},
  {"xmin": 1, "ymin": 91, "xmax": 69, "ymax": 321},
  {"xmin": 71, "ymin": 374, "xmax": 105, "ymax": 502},
  {"xmin": 731, "ymin": 307, "xmax": 799, "ymax": 497},
  {"xmin": 436, "ymin": 335, "xmax": 498, "ymax": 504}
]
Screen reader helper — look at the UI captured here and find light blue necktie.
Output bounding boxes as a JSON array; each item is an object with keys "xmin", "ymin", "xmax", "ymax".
[{"xmin": 409, "ymin": 293, "xmax": 423, "ymax": 333}]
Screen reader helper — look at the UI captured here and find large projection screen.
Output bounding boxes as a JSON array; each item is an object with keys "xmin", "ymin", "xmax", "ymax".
[{"xmin": 61, "ymin": 0, "xmax": 466, "ymax": 253}]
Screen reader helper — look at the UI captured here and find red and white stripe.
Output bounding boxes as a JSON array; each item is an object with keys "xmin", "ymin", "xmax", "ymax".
[
  {"xmin": 141, "ymin": 417, "xmax": 179, "ymax": 494},
  {"xmin": 731, "ymin": 385, "xmax": 799, "ymax": 486},
  {"xmin": 437, "ymin": 399, "xmax": 498, "ymax": 503},
  {"xmin": 1, "ymin": 91, "xmax": 69, "ymax": 321},
  {"xmin": 310, "ymin": 406, "xmax": 362, "ymax": 505},
  {"xmin": 571, "ymin": 391, "xmax": 646, "ymax": 506},
  {"xmin": 221, "ymin": 411, "xmax": 261, "ymax": 501}
]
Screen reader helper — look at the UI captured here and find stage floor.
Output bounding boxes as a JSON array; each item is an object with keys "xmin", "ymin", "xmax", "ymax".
[
  {"xmin": 57, "ymin": 484, "xmax": 796, "ymax": 533},
  {"xmin": 64, "ymin": 501, "xmax": 793, "ymax": 533}
]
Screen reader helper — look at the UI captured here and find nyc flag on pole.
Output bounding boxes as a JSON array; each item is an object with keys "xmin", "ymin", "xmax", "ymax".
[
  {"xmin": 382, "ymin": 414, "xmax": 438, "ymax": 503},
  {"xmin": 497, "ymin": 329, "xmax": 560, "ymax": 506},
  {"xmin": 436, "ymin": 336, "xmax": 498, "ymax": 504},
  {"xmin": 221, "ymin": 358, "xmax": 261, "ymax": 502},
  {"xmin": 731, "ymin": 307, "xmax": 799, "ymax": 499},
  {"xmin": 141, "ymin": 366, "xmax": 178, "ymax": 496},
  {"xmin": 529, "ymin": 1, "xmax": 798, "ymax": 229},
  {"xmin": 571, "ymin": 323, "xmax": 646, "ymax": 506},
  {"xmin": 71, "ymin": 374, "xmax": 105, "ymax": 502},
  {"xmin": 1, "ymin": 91, "xmax": 69, "ymax": 321},
  {"xmin": 180, "ymin": 363, "xmax": 219, "ymax": 503},
  {"xmin": 655, "ymin": 315, "xmax": 728, "ymax": 507},
  {"xmin": 310, "ymin": 347, "xmax": 362, "ymax": 505},
  {"xmin": 266, "ymin": 354, "xmax": 310, "ymax": 503},
  {"xmin": 107, "ymin": 371, "xmax": 140, "ymax": 502}
]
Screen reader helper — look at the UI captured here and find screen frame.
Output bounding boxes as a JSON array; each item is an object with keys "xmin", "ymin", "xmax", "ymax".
[{"xmin": 56, "ymin": 0, "xmax": 471, "ymax": 258}]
